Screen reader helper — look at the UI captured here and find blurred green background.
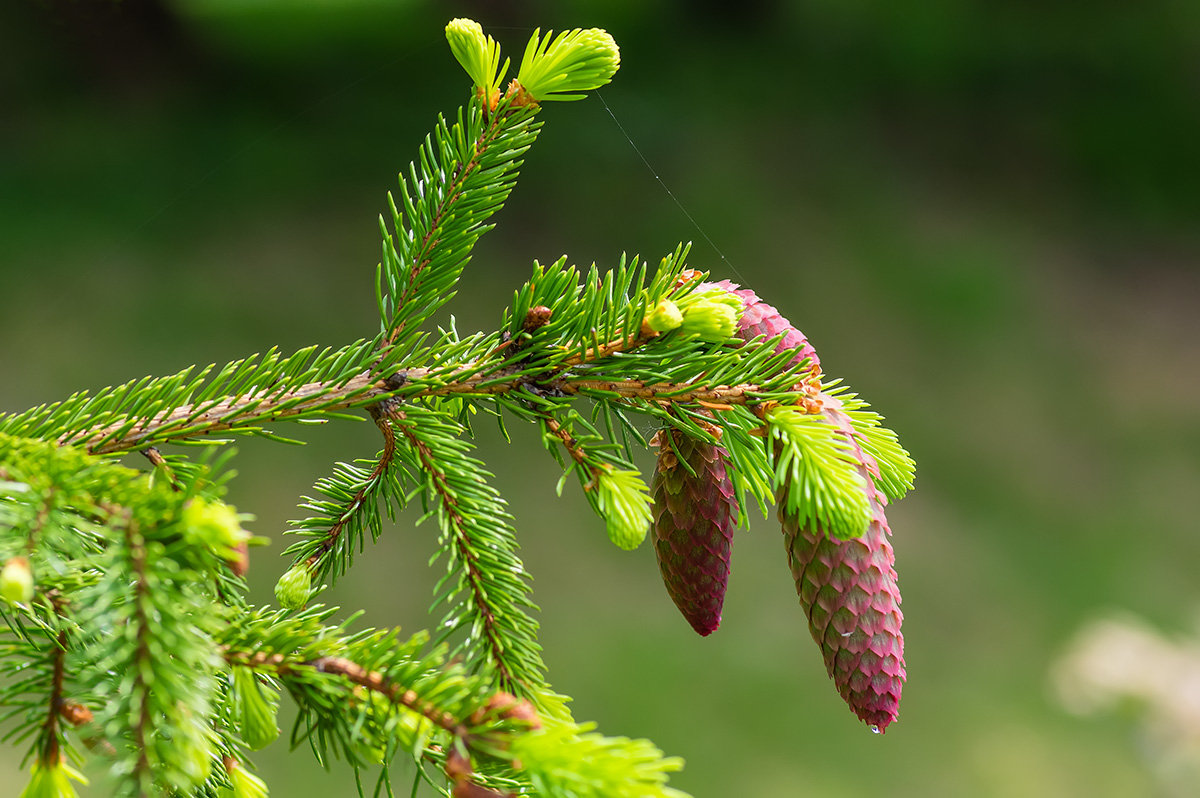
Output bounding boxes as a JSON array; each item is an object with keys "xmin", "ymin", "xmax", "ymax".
[{"xmin": 3, "ymin": 0, "xmax": 1199, "ymax": 795}]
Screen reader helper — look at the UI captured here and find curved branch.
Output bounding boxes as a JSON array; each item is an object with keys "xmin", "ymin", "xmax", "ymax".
[{"xmin": 303, "ymin": 407, "xmax": 398, "ymax": 572}]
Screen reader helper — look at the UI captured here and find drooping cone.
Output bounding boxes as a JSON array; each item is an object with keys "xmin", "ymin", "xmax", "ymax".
[
  {"xmin": 651, "ymin": 427, "xmax": 739, "ymax": 636},
  {"xmin": 780, "ymin": 397, "xmax": 906, "ymax": 732},
  {"xmin": 708, "ymin": 279, "xmax": 906, "ymax": 730}
]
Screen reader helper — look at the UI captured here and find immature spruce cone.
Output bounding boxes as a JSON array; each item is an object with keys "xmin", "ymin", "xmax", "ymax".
[
  {"xmin": 709, "ymin": 279, "xmax": 906, "ymax": 730},
  {"xmin": 651, "ymin": 428, "xmax": 739, "ymax": 636},
  {"xmin": 780, "ymin": 398, "xmax": 906, "ymax": 732}
]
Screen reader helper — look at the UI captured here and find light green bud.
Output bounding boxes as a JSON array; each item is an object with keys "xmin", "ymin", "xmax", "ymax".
[
  {"xmin": 445, "ymin": 17, "xmax": 506, "ymax": 96},
  {"xmin": 19, "ymin": 758, "xmax": 88, "ymax": 798},
  {"xmin": 595, "ymin": 469, "xmax": 653, "ymax": 550},
  {"xmin": 228, "ymin": 761, "xmax": 269, "ymax": 798},
  {"xmin": 644, "ymin": 299, "xmax": 683, "ymax": 333},
  {"xmin": 516, "ymin": 27, "xmax": 620, "ymax": 102},
  {"xmin": 234, "ymin": 667, "xmax": 281, "ymax": 751},
  {"xmin": 1, "ymin": 557, "xmax": 34, "ymax": 604},
  {"xmin": 446, "ymin": 18, "xmax": 485, "ymax": 52},
  {"xmin": 274, "ymin": 564, "xmax": 311, "ymax": 610},
  {"xmin": 679, "ymin": 296, "xmax": 739, "ymax": 342},
  {"xmin": 182, "ymin": 498, "xmax": 249, "ymax": 559}
]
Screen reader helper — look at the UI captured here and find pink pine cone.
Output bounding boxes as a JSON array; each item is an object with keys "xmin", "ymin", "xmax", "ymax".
[
  {"xmin": 780, "ymin": 398, "xmax": 906, "ymax": 732},
  {"xmin": 709, "ymin": 277, "xmax": 906, "ymax": 730},
  {"xmin": 651, "ymin": 428, "xmax": 739, "ymax": 636}
]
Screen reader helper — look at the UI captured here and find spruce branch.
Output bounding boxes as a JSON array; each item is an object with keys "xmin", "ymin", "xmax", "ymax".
[
  {"xmin": 381, "ymin": 404, "xmax": 550, "ymax": 710},
  {"xmin": 283, "ymin": 404, "xmax": 404, "ymax": 583},
  {"xmin": 9, "ymin": 287, "xmax": 806, "ymax": 459},
  {"xmin": 0, "ymin": 339, "xmax": 385, "ymax": 455},
  {"xmin": 77, "ymin": 509, "xmax": 224, "ymax": 797},
  {"xmin": 0, "ymin": 16, "xmax": 920, "ymax": 796},
  {"xmin": 217, "ymin": 605, "xmax": 547, "ymax": 789},
  {"xmin": 0, "ymin": 600, "xmax": 85, "ymax": 782},
  {"xmin": 221, "ymin": 648, "xmax": 469, "ymax": 740},
  {"xmin": 377, "ymin": 96, "xmax": 541, "ymax": 347}
]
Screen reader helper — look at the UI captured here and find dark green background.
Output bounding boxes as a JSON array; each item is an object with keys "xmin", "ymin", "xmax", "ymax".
[{"xmin": 3, "ymin": 1, "xmax": 1199, "ymax": 795}]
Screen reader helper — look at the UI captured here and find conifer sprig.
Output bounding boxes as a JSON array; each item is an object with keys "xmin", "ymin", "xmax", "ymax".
[
  {"xmin": 0, "ymin": 609, "xmax": 79, "ymax": 781},
  {"xmin": 0, "ymin": 339, "xmax": 384, "ymax": 455},
  {"xmin": 381, "ymin": 404, "xmax": 552, "ymax": 714},
  {"xmin": 839, "ymin": 394, "xmax": 917, "ymax": 502},
  {"xmin": 219, "ymin": 607, "xmax": 482, "ymax": 766},
  {"xmin": 78, "ymin": 516, "xmax": 223, "ymax": 795},
  {"xmin": 515, "ymin": 27, "xmax": 620, "ymax": 103},
  {"xmin": 767, "ymin": 406, "xmax": 873, "ymax": 541},
  {"xmin": 282, "ymin": 410, "xmax": 406, "ymax": 583},
  {"xmin": 445, "ymin": 19, "xmax": 508, "ymax": 99},
  {"xmin": 512, "ymin": 721, "xmax": 687, "ymax": 798},
  {"xmin": 377, "ymin": 98, "xmax": 541, "ymax": 348},
  {"xmin": 0, "ymin": 295, "xmax": 811, "ymax": 463},
  {"xmin": 218, "ymin": 605, "xmax": 673, "ymax": 797},
  {"xmin": 0, "ymin": 435, "xmax": 251, "ymax": 794}
]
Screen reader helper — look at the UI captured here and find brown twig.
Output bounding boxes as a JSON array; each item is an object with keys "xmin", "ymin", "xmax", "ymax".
[
  {"xmin": 222, "ymin": 647, "xmax": 468, "ymax": 737},
  {"xmin": 560, "ymin": 379, "xmax": 759, "ymax": 405},
  {"xmin": 67, "ymin": 371, "xmax": 385, "ymax": 455},
  {"xmin": 541, "ymin": 416, "xmax": 588, "ymax": 467},
  {"xmin": 538, "ymin": 413, "xmax": 603, "ymax": 491},
  {"xmin": 40, "ymin": 621, "xmax": 67, "ymax": 765},
  {"xmin": 560, "ymin": 332, "xmax": 649, "ymax": 367},
  {"xmin": 308, "ymin": 656, "xmax": 468, "ymax": 736},
  {"xmin": 139, "ymin": 446, "xmax": 180, "ymax": 491}
]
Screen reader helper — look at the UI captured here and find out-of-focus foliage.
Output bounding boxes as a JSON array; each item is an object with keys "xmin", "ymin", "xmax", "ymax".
[{"xmin": 1053, "ymin": 613, "xmax": 1200, "ymax": 798}]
